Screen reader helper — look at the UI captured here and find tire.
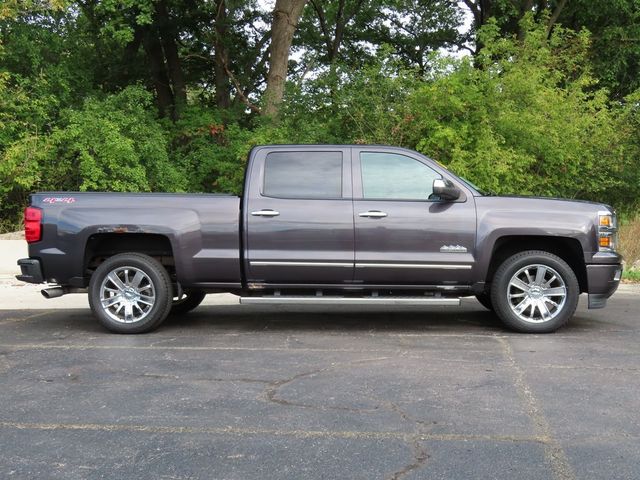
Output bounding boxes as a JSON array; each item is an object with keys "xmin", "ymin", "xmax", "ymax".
[
  {"xmin": 88, "ymin": 253, "xmax": 173, "ymax": 334},
  {"xmin": 475, "ymin": 292, "xmax": 494, "ymax": 311},
  {"xmin": 171, "ymin": 289, "xmax": 206, "ymax": 315},
  {"xmin": 490, "ymin": 250, "xmax": 579, "ymax": 333}
]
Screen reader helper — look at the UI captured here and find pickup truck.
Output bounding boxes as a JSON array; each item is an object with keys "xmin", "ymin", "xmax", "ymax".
[{"xmin": 17, "ymin": 145, "xmax": 622, "ymax": 334}]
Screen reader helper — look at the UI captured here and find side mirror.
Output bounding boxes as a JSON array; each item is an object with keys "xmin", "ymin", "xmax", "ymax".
[{"xmin": 433, "ymin": 178, "xmax": 461, "ymax": 201}]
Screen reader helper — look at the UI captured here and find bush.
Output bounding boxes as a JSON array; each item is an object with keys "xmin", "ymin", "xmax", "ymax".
[{"xmin": 0, "ymin": 86, "xmax": 185, "ymax": 228}]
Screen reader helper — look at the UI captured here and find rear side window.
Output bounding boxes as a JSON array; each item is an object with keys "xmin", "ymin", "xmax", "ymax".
[{"xmin": 263, "ymin": 151, "xmax": 343, "ymax": 198}]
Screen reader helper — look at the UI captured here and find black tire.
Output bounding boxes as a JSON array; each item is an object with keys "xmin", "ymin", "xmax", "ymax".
[
  {"xmin": 475, "ymin": 292, "xmax": 494, "ymax": 311},
  {"xmin": 88, "ymin": 253, "xmax": 173, "ymax": 334},
  {"xmin": 171, "ymin": 289, "xmax": 206, "ymax": 315},
  {"xmin": 491, "ymin": 250, "xmax": 579, "ymax": 333}
]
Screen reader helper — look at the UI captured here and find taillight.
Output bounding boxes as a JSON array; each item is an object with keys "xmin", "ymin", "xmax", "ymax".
[{"xmin": 24, "ymin": 207, "xmax": 42, "ymax": 243}]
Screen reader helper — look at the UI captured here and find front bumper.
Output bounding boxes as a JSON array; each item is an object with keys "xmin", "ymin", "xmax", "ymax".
[
  {"xmin": 586, "ymin": 263, "xmax": 622, "ymax": 309},
  {"xmin": 16, "ymin": 258, "xmax": 44, "ymax": 284}
]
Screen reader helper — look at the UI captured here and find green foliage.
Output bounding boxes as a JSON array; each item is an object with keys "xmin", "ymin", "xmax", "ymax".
[
  {"xmin": 281, "ymin": 20, "xmax": 640, "ymax": 209},
  {"xmin": 622, "ymin": 269, "xmax": 640, "ymax": 283},
  {"xmin": 1, "ymin": 4, "xmax": 640, "ymax": 233},
  {"xmin": 412, "ymin": 20, "xmax": 633, "ymax": 202},
  {"xmin": 0, "ymin": 86, "xmax": 185, "ymax": 227}
]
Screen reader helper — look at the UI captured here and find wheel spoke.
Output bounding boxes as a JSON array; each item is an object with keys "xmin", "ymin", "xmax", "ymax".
[
  {"xmin": 101, "ymin": 295, "xmax": 122, "ymax": 308},
  {"xmin": 510, "ymin": 278, "xmax": 530, "ymax": 292},
  {"xmin": 524, "ymin": 269, "xmax": 534, "ymax": 284},
  {"xmin": 544, "ymin": 286, "xmax": 566, "ymax": 297},
  {"xmin": 107, "ymin": 272, "xmax": 126, "ymax": 291},
  {"xmin": 131, "ymin": 271, "xmax": 145, "ymax": 289},
  {"xmin": 124, "ymin": 304, "xmax": 134, "ymax": 322},
  {"xmin": 537, "ymin": 299, "xmax": 551, "ymax": 320},
  {"xmin": 514, "ymin": 297, "xmax": 532, "ymax": 314},
  {"xmin": 534, "ymin": 266, "xmax": 547, "ymax": 285},
  {"xmin": 544, "ymin": 275, "xmax": 557, "ymax": 288},
  {"xmin": 138, "ymin": 295, "xmax": 154, "ymax": 306}
]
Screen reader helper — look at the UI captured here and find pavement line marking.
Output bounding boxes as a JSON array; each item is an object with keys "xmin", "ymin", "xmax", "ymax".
[
  {"xmin": 0, "ymin": 343, "xmax": 507, "ymax": 358},
  {"xmin": 0, "ymin": 311, "xmax": 52, "ymax": 326},
  {"xmin": 0, "ymin": 421, "xmax": 545, "ymax": 443},
  {"xmin": 498, "ymin": 336, "xmax": 576, "ymax": 480}
]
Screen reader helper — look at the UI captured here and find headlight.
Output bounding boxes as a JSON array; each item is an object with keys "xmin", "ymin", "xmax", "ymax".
[{"xmin": 598, "ymin": 211, "xmax": 618, "ymax": 252}]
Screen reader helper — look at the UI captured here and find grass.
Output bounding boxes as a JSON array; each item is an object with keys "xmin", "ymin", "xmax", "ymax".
[
  {"xmin": 622, "ymin": 269, "xmax": 640, "ymax": 282},
  {"xmin": 619, "ymin": 215, "xmax": 640, "ymax": 283}
]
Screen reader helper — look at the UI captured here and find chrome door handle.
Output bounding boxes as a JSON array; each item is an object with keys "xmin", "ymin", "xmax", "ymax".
[
  {"xmin": 359, "ymin": 211, "xmax": 388, "ymax": 218},
  {"xmin": 251, "ymin": 209, "xmax": 280, "ymax": 217}
]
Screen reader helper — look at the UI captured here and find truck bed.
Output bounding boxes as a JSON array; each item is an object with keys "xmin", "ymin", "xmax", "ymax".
[{"xmin": 28, "ymin": 192, "xmax": 242, "ymax": 289}]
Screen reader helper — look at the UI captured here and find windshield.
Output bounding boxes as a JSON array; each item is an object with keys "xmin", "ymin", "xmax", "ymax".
[{"xmin": 458, "ymin": 176, "xmax": 488, "ymax": 196}]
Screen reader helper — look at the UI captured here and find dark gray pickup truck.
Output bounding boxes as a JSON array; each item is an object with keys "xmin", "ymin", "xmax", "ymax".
[{"xmin": 17, "ymin": 145, "xmax": 622, "ymax": 333}]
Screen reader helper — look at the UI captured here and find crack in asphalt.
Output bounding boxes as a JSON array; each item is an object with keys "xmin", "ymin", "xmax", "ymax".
[
  {"xmin": 263, "ymin": 356, "xmax": 391, "ymax": 413},
  {"xmin": 498, "ymin": 336, "xmax": 577, "ymax": 480},
  {"xmin": 263, "ymin": 358, "xmax": 440, "ymax": 478},
  {"xmin": 386, "ymin": 437, "xmax": 430, "ymax": 480}
]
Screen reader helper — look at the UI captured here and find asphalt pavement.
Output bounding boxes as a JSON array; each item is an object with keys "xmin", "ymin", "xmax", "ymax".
[{"xmin": 0, "ymin": 286, "xmax": 638, "ymax": 480}]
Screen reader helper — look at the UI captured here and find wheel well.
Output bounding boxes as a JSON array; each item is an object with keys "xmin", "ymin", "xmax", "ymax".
[
  {"xmin": 486, "ymin": 236, "xmax": 587, "ymax": 292},
  {"xmin": 84, "ymin": 233, "xmax": 174, "ymax": 278}
]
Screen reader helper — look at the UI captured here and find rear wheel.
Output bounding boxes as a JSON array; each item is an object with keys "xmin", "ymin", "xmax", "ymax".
[
  {"xmin": 171, "ymin": 289, "xmax": 206, "ymax": 315},
  {"xmin": 491, "ymin": 250, "xmax": 579, "ymax": 333},
  {"xmin": 88, "ymin": 253, "xmax": 173, "ymax": 334}
]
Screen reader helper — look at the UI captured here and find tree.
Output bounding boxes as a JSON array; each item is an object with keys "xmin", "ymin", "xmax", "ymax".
[
  {"xmin": 557, "ymin": 0, "xmax": 640, "ymax": 99},
  {"xmin": 460, "ymin": 0, "xmax": 569, "ymax": 52},
  {"xmin": 263, "ymin": 0, "xmax": 308, "ymax": 117}
]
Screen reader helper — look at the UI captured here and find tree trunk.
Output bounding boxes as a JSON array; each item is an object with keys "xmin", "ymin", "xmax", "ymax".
[
  {"xmin": 263, "ymin": 0, "xmax": 308, "ymax": 118},
  {"xmin": 214, "ymin": 0, "xmax": 231, "ymax": 109},
  {"xmin": 142, "ymin": 26, "xmax": 175, "ymax": 118},
  {"xmin": 156, "ymin": 0, "xmax": 187, "ymax": 114},
  {"xmin": 546, "ymin": 0, "xmax": 568, "ymax": 38}
]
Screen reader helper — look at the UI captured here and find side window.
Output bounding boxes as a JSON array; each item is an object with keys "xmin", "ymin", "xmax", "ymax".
[
  {"xmin": 360, "ymin": 152, "xmax": 441, "ymax": 200},
  {"xmin": 263, "ymin": 151, "xmax": 343, "ymax": 199}
]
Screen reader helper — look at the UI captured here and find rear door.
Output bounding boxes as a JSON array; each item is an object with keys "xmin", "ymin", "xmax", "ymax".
[
  {"xmin": 352, "ymin": 148, "xmax": 476, "ymax": 286},
  {"xmin": 244, "ymin": 147, "xmax": 354, "ymax": 285}
]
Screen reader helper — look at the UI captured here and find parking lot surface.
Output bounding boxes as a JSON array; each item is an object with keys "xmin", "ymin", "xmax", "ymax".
[{"xmin": 0, "ymin": 289, "xmax": 638, "ymax": 480}]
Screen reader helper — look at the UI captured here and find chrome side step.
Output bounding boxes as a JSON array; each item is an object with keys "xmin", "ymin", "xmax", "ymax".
[{"xmin": 239, "ymin": 296, "xmax": 460, "ymax": 306}]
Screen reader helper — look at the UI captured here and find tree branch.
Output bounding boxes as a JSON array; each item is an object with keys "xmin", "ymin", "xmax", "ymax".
[
  {"xmin": 309, "ymin": 0, "xmax": 333, "ymax": 56},
  {"xmin": 546, "ymin": 0, "xmax": 567, "ymax": 37}
]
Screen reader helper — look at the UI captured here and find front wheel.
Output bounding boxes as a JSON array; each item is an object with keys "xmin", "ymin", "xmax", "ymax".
[
  {"xmin": 491, "ymin": 250, "xmax": 579, "ymax": 333},
  {"xmin": 88, "ymin": 253, "xmax": 173, "ymax": 334}
]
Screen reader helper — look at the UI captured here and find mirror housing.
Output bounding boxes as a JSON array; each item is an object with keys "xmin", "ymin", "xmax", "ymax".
[{"xmin": 433, "ymin": 178, "xmax": 461, "ymax": 201}]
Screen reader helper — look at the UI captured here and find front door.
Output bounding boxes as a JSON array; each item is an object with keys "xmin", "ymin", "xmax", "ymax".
[
  {"xmin": 352, "ymin": 148, "xmax": 476, "ymax": 286},
  {"xmin": 245, "ymin": 147, "xmax": 354, "ymax": 285}
]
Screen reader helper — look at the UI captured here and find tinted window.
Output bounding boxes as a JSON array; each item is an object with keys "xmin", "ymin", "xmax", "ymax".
[
  {"xmin": 360, "ymin": 152, "xmax": 441, "ymax": 200},
  {"xmin": 263, "ymin": 151, "xmax": 343, "ymax": 198}
]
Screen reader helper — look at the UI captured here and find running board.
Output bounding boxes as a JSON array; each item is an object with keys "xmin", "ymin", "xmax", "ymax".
[{"xmin": 239, "ymin": 296, "xmax": 460, "ymax": 306}]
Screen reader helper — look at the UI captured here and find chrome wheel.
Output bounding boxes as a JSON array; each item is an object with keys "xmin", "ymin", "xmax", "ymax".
[
  {"xmin": 99, "ymin": 266, "xmax": 156, "ymax": 324},
  {"xmin": 507, "ymin": 264, "xmax": 567, "ymax": 324}
]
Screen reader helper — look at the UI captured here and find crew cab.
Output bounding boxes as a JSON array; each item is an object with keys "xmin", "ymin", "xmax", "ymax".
[{"xmin": 16, "ymin": 145, "xmax": 622, "ymax": 333}]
